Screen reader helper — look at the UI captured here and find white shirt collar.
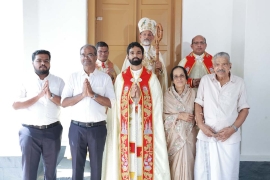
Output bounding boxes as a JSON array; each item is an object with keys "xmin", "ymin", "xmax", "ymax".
[
  {"xmin": 96, "ymin": 59, "xmax": 107, "ymax": 66},
  {"xmin": 210, "ymin": 72, "xmax": 236, "ymax": 83},
  {"xmin": 193, "ymin": 53, "xmax": 205, "ymax": 61},
  {"xmin": 80, "ymin": 68, "xmax": 98, "ymax": 77},
  {"xmin": 131, "ymin": 68, "xmax": 143, "ymax": 79},
  {"xmin": 33, "ymin": 72, "xmax": 50, "ymax": 80}
]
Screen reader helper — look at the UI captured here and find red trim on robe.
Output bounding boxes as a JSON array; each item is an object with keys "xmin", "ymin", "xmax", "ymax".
[
  {"xmin": 120, "ymin": 67, "xmax": 154, "ymax": 180},
  {"xmin": 183, "ymin": 52, "xmax": 213, "ymax": 87}
]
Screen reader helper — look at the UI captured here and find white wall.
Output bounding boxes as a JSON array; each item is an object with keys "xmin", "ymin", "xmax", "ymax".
[
  {"xmin": 23, "ymin": 0, "xmax": 88, "ymax": 146},
  {"xmin": 0, "ymin": 1, "xmax": 24, "ymax": 156},
  {"xmin": 182, "ymin": 0, "xmax": 233, "ymax": 59},
  {"xmin": 241, "ymin": 0, "xmax": 270, "ymax": 161},
  {"xmin": 182, "ymin": 0, "xmax": 270, "ymax": 161},
  {"xmin": 0, "ymin": 0, "xmax": 88, "ymax": 156},
  {"xmin": 23, "ymin": 0, "xmax": 88, "ymax": 79}
]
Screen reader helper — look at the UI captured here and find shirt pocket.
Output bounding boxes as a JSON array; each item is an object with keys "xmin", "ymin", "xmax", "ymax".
[
  {"xmin": 92, "ymin": 86, "xmax": 105, "ymax": 96},
  {"xmin": 220, "ymin": 91, "xmax": 238, "ymax": 111},
  {"xmin": 220, "ymin": 92, "xmax": 232, "ymax": 105}
]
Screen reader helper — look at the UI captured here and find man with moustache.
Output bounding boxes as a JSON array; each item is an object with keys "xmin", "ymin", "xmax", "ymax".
[
  {"xmin": 194, "ymin": 52, "xmax": 249, "ymax": 180},
  {"xmin": 122, "ymin": 17, "xmax": 168, "ymax": 93},
  {"xmin": 178, "ymin": 35, "xmax": 214, "ymax": 89},
  {"xmin": 95, "ymin": 41, "xmax": 120, "ymax": 83},
  {"xmin": 102, "ymin": 42, "xmax": 170, "ymax": 180},
  {"xmin": 61, "ymin": 44, "xmax": 115, "ymax": 180},
  {"xmin": 13, "ymin": 50, "xmax": 65, "ymax": 180}
]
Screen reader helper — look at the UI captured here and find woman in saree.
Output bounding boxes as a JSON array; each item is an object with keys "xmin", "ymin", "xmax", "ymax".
[{"xmin": 163, "ymin": 66, "xmax": 197, "ymax": 180}]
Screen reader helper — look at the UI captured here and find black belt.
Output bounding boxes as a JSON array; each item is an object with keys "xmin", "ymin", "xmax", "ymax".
[
  {"xmin": 22, "ymin": 121, "xmax": 60, "ymax": 130},
  {"xmin": 71, "ymin": 120, "xmax": 106, "ymax": 128}
]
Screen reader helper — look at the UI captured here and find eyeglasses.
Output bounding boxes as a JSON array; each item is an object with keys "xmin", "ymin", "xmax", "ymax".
[
  {"xmin": 97, "ymin": 50, "xmax": 108, "ymax": 54},
  {"xmin": 80, "ymin": 53, "xmax": 96, "ymax": 58},
  {"xmin": 192, "ymin": 41, "xmax": 206, "ymax": 45},
  {"xmin": 173, "ymin": 74, "xmax": 186, "ymax": 79}
]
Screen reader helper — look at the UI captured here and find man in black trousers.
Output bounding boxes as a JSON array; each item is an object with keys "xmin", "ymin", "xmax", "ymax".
[
  {"xmin": 61, "ymin": 44, "xmax": 115, "ymax": 180},
  {"xmin": 13, "ymin": 50, "xmax": 65, "ymax": 180}
]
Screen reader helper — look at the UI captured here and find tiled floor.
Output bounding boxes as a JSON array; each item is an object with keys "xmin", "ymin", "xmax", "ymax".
[
  {"xmin": 37, "ymin": 158, "xmax": 90, "ymax": 180},
  {"xmin": 239, "ymin": 161, "xmax": 270, "ymax": 180},
  {"xmin": 1, "ymin": 146, "xmax": 270, "ymax": 180}
]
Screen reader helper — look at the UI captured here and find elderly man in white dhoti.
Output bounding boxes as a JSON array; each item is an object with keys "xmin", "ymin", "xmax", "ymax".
[{"xmin": 194, "ymin": 52, "xmax": 250, "ymax": 180}]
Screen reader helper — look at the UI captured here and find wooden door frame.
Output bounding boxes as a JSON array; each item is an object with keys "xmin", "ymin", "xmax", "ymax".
[
  {"xmin": 87, "ymin": 0, "xmax": 96, "ymax": 45},
  {"xmin": 87, "ymin": 0, "xmax": 183, "ymax": 76}
]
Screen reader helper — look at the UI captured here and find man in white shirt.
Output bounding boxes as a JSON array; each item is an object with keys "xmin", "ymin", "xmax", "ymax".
[
  {"xmin": 102, "ymin": 42, "xmax": 170, "ymax": 180},
  {"xmin": 13, "ymin": 50, "xmax": 65, "ymax": 180},
  {"xmin": 61, "ymin": 44, "xmax": 115, "ymax": 180},
  {"xmin": 95, "ymin": 41, "xmax": 120, "ymax": 83},
  {"xmin": 194, "ymin": 52, "xmax": 250, "ymax": 180}
]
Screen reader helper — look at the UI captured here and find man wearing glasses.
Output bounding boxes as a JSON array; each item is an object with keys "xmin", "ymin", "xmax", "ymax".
[
  {"xmin": 178, "ymin": 35, "xmax": 214, "ymax": 89},
  {"xmin": 61, "ymin": 44, "xmax": 115, "ymax": 180},
  {"xmin": 95, "ymin": 41, "xmax": 120, "ymax": 83}
]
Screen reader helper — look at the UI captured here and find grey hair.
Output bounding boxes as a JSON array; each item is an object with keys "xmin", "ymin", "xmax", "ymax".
[
  {"xmin": 80, "ymin": 44, "xmax": 97, "ymax": 56},
  {"xmin": 212, "ymin": 52, "xmax": 231, "ymax": 64}
]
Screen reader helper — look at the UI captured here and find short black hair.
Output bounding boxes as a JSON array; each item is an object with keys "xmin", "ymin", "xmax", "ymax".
[
  {"xmin": 126, "ymin": 42, "xmax": 144, "ymax": 55},
  {"xmin": 96, "ymin": 41, "xmax": 109, "ymax": 49},
  {"xmin": 170, "ymin": 65, "xmax": 188, "ymax": 80},
  {"xmin": 32, "ymin": 50, "xmax": 51, "ymax": 61}
]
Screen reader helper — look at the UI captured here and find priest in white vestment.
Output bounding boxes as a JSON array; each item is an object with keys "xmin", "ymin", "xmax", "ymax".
[
  {"xmin": 178, "ymin": 35, "xmax": 213, "ymax": 91},
  {"xmin": 102, "ymin": 42, "xmax": 170, "ymax": 180},
  {"xmin": 122, "ymin": 17, "xmax": 168, "ymax": 93},
  {"xmin": 95, "ymin": 41, "xmax": 120, "ymax": 84}
]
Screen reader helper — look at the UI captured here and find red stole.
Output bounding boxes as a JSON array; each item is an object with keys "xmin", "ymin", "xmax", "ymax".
[
  {"xmin": 96, "ymin": 59, "xmax": 117, "ymax": 83},
  {"xmin": 184, "ymin": 52, "xmax": 213, "ymax": 87},
  {"xmin": 95, "ymin": 59, "xmax": 114, "ymax": 70},
  {"xmin": 120, "ymin": 67, "xmax": 154, "ymax": 179}
]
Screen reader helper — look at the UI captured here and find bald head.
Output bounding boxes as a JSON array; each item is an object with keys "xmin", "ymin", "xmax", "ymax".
[
  {"xmin": 190, "ymin": 35, "xmax": 207, "ymax": 55},
  {"xmin": 191, "ymin": 35, "xmax": 206, "ymax": 44}
]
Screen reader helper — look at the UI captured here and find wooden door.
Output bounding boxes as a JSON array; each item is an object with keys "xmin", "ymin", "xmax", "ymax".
[
  {"xmin": 88, "ymin": 0, "xmax": 182, "ymax": 80},
  {"xmin": 90, "ymin": 0, "xmax": 136, "ymax": 70}
]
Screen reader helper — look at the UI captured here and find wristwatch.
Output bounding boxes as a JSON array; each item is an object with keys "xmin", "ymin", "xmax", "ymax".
[
  {"xmin": 231, "ymin": 124, "xmax": 238, "ymax": 132},
  {"xmin": 91, "ymin": 93, "xmax": 98, "ymax": 100},
  {"xmin": 50, "ymin": 93, "xmax": 55, "ymax": 100}
]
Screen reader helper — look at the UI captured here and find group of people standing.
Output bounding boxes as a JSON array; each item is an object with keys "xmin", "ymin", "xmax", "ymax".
[{"xmin": 12, "ymin": 17, "xmax": 249, "ymax": 180}]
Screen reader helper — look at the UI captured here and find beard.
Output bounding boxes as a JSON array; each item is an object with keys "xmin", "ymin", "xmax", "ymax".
[
  {"xmin": 141, "ymin": 39, "xmax": 151, "ymax": 46},
  {"xmin": 129, "ymin": 57, "xmax": 142, "ymax": 66},
  {"xmin": 34, "ymin": 66, "xmax": 49, "ymax": 75}
]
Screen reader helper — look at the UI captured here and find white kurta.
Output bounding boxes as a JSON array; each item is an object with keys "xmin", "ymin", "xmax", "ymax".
[
  {"xmin": 102, "ymin": 68, "xmax": 170, "ymax": 180},
  {"xmin": 122, "ymin": 45, "xmax": 168, "ymax": 93}
]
